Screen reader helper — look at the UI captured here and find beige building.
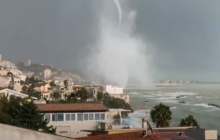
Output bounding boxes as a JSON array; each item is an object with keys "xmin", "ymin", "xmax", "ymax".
[
  {"xmin": 37, "ymin": 103, "xmax": 108, "ymax": 138},
  {"xmin": 85, "ymin": 86, "xmax": 103, "ymax": 98},
  {"xmin": 42, "ymin": 92, "xmax": 51, "ymax": 100},
  {"xmin": 43, "ymin": 69, "xmax": 51, "ymax": 80},
  {"xmin": 0, "ymin": 69, "xmax": 7, "ymax": 76},
  {"xmin": 24, "ymin": 59, "xmax": 31, "ymax": 66},
  {"xmin": 0, "ymin": 54, "xmax": 1, "ymax": 61},
  {"xmin": 33, "ymin": 82, "xmax": 51, "ymax": 93},
  {"xmin": 0, "ymin": 76, "xmax": 10, "ymax": 87}
]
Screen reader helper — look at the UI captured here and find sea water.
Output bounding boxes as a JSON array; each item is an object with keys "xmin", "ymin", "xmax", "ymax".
[{"xmin": 127, "ymin": 83, "xmax": 220, "ymax": 132}]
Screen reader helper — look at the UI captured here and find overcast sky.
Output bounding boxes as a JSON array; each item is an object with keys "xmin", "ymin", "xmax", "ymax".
[{"xmin": 0, "ymin": 0, "xmax": 220, "ymax": 81}]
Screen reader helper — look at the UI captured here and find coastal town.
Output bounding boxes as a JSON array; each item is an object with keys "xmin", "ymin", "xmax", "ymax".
[{"xmin": 0, "ymin": 54, "xmax": 219, "ymax": 140}]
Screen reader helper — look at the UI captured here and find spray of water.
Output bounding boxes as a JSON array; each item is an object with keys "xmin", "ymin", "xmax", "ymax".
[
  {"xmin": 88, "ymin": 1, "xmax": 153, "ymax": 87},
  {"xmin": 113, "ymin": 0, "xmax": 122, "ymax": 30}
]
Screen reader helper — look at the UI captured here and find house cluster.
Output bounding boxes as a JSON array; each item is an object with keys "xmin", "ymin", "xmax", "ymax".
[{"xmin": 0, "ymin": 68, "xmax": 130, "ymax": 103}]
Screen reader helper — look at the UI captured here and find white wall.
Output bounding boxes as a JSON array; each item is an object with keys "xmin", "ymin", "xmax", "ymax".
[
  {"xmin": 106, "ymin": 85, "xmax": 123, "ymax": 94},
  {"xmin": 0, "ymin": 123, "xmax": 72, "ymax": 140}
]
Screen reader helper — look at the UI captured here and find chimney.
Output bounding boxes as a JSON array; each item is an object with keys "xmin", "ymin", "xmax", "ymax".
[
  {"xmin": 142, "ymin": 117, "xmax": 148, "ymax": 137},
  {"xmin": 205, "ymin": 130, "xmax": 217, "ymax": 140}
]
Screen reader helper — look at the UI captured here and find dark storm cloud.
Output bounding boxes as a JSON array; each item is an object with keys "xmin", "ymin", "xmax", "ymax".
[
  {"xmin": 0, "ymin": 0, "xmax": 220, "ymax": 80},
  {"xmin": 0, "ymin": 0, "xmax": 98, "ymax": 70}
]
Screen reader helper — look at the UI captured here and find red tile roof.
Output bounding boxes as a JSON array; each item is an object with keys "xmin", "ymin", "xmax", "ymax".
[
  {"xmin": 75, "ymin": 131, "xmax": 167, "ymax": 140},
  {"xmin": 36, "ymin": 103, "xmax": 108, "ymax": 112},
  {"xmin": 0, "ymin": 87, "xmax": 5, "ymax": 90}
]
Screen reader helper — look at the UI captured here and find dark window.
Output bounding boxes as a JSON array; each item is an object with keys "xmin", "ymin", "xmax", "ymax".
[
  {"xmin": 101, "ymin": 113, "xmax": 105, "ymax": 120},
  {"xmin": 84, "ymin": 113, "xmax": 88, "ymax": 121},
  {"xmin": 66, "ymin": 114, "xmax": 70, "ymax": 121},
  {"xmin": 57, "ymin": 114, "xmax": 64, "ymax": 121},
  {"xmin": 95, "ymin": 113, "xmax": 100, "ymax": 120},
  {"xmin": 89, "ymin": 114, "xmax": 94, "ymax": 120},
  {"xmin": 52, "ymin": 114, "xmax": 56, "ymax": 121},
  {"xmin": 71, "ymin": 114, "xmax": 75, "ymax": 121}
]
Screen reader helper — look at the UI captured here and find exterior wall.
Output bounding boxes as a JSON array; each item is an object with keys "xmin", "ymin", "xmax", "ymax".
[
  {"xmin": 0, "ymin": 123, "xmax": 72, "ymax": 140},
  {"xmin": 14, "ymin": 77, "xmax": 21, "ymax": 85},
  {"xmin": 49, "ymin": 121, "xmax": 96, "ymax": 138},
  {"xmin": 34, "ymin": 84, "xmax": 51, "ymax": 92},
  {"xmin": 20, "ymin": 74, "xmax": 27, "ymax": 81},
  {"xmin": 42, "ymin": 93, "xmax": 51, "ymax": 100},
  {"xmin": 106, "ymin": 85, "xmax": 123, "ymax": 94},
  {"xmin": 109, "ymin": 94, "xmax": 130, "ymax": 104},
  {"xmin": 0, "ymin": 70, "xmax": 7, "ymax": 75},
  {"xmin": 0, "ymin": 76, "xmax": 9, "ymax": 87},
  {"xmin": 14, "ymin": 85, "xmax": 22, "ymax": 92}
]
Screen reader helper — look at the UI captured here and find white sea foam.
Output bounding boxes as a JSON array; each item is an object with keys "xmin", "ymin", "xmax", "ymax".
[
  {"xmin": 170, "ymin": 106, "xmax": 177, "ymax": 109},
  {"xmin": 196, "ymin": 96, "xmax": 202, "ymax": 98},
  {"xmin": 193, "ymin": 103, "xmax": 214, "ymax": 108},
  {"xmin": 128, "ymin": 91, "xmax": 140, "ymax": 95}
]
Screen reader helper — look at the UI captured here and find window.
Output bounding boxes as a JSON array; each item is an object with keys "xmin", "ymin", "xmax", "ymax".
[
  {"xmin": 77, "ymin": 113, "xmax": 82, "ymax": 121},
  {"xmin": 89, "ymin": 114, "xmax": 94, "ymax": 120},
  {"xmin": 95, "ymin": 113, "xmax": 100, "ymax": 120},
  {"xmin": 71, "ymin": 114, "xmax": 76, "ymax": 121},
  {"xmin": 84, "ymin": 113, "xmax": 88, "ymax": 121},
  {"xmin": 66, "ymin": 114, "xmax": 71, "ymax": 121},
  {"xmin": 52, "ymin": 114, "xmax": 56, "ymax": 121},
  {"xmin": 57, "ymin": 114, "xmax": 64, "ymax": 121},
  {"xmin": 44, "ymin": 113, "xmax": 50, "ymax": 121},
  {"xmin": 101, "ymin": 113, "xmax": 105, "ymax": 120}
]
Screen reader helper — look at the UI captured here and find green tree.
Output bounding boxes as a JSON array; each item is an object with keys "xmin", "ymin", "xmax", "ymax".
[
  {"xmin": 0, "ymin": 95, "xmax": 56, "ymax": 134},
  {"xmin": 21, "ymin": 86, "xmax": 28, "ymax": 94},
  {"xmin": 97, "ymin": 92, "xmax": 104, "ymax": 102},
  {"xmin": 97, "ymin": 92, "xmax": 133, "ymax": 112},
  {"xmin": 75, "ymin": 88, "xmax": 89, "ymax": 102},
  {"xmin": 25, "ymin": 84, "xmax": 41, "ymax": 99},
  {"xmin": 150, "ymin": 103, "xmax": 172, "ymax": 127},
  {"xmin": 179, "ymin": 115, "xmax": 200, "ymax": 128},
  {"xmin": 51, "ymin": 92, "xmax": 61, "ymax": 102},
  {"xmin": 67, "ymin": 92, "xmax": 77, "ymax": 102},
  {"xmin": 49, "ymin": 81, "xmax": 56, "ymax": 87}
]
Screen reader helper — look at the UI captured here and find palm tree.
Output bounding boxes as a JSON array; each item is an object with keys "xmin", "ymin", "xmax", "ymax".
[
  {"xmin": 7, "ymin": 72, "xmax": 14, "ymax": 90},
  {"xmin": 150, "ymin": 103, "xmax": 172, "ymax": 127},
  {"xmin": 63, "ymin": 80, "xmax": 68, "ymax": 100},
  {"xmin": 179, "ymin": 115, "xmax": 200, "ymax": 128}
]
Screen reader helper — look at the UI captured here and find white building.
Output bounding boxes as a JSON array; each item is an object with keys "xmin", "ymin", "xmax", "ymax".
[
  {"xmin": 43, "ymin": 69, "xmax": 51, "ymax": 80},
  {"xmin": 37, "ymin": 103, "xmax": 108, "ymax": 138},
  {"xmin": 0, "ymin": 88, "xmax": 37, "ymax": 99},
  {"xmin": 105, "ymin": 85, "xmax": 123, "ymax": 94},
  {"xmin": 24, "ymin": 59, "xmax": 31, "ymax": 66}
]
